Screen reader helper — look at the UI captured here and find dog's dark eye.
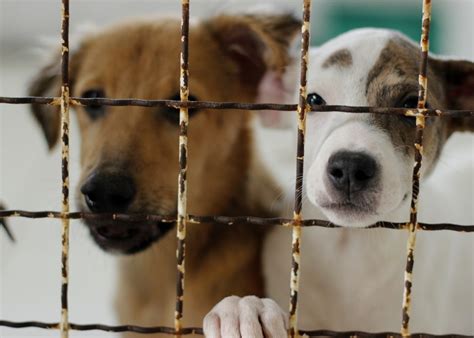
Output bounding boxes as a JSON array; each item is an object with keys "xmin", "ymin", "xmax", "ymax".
[
  {"xmin": 401, "ymin": 96, "xmax": 419, "ymax": 109},
  {"xmin": 398, "ymin": 95, "xmax": 431, "ymax": 125},
  {"xmin": 82, "ymin": 89, "xmax": 106, "ymax": 120},
  {"xmin": 162, "ymin": 93, "xmax": 199, "ymax": 125},
  {"xmin": 307, "ymin": 92, "xmax": 326, "ymax": 107}
]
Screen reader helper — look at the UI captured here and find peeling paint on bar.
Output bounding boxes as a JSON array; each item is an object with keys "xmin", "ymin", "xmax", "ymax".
[
  {"xmin": 59, "ymin": 1, "xmax": 71, "ymax": 336},
  {"xmin": 289, "ymin": 1, "xmax": 312, "ymax": 337},
  {"xmin": 400, "ymin": 1, "xmax": 432, "ymax": 336},
  {"xmin": 1, "ymin": 0, "xmax": 473, "ymax": 337},
  {"xmin": 175, "ymin": 0, "xmax": 190, "ymax": 336},
  {"xmin": 0, "ymin": 209, "xmax": 473, "ymax": 232},
  {"xmin": 0, "ymin": 95, "xmax": 472, "ymax": 118},
  {"xmin": 1, "ymin": 320, "xmax": 471, "ymax": 338}
]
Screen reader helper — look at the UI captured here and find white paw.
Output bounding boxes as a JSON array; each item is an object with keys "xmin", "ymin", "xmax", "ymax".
[{"xmin": 204, "ymin": 295, "xmax": 288, "ymax": 338}]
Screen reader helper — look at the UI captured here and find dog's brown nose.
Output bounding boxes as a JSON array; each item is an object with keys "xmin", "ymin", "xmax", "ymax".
[
  {"xmin": 81, "ymin": 173, "xmax": 136, "ymax": 213},
  {"xmin": 327, "ymin": 151, "xmax": 377, "ymax": 195}
]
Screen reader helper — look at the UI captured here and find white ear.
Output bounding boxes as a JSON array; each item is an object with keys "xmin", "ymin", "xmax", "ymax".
[{"xmin": 257, "ymin": 64, "xmax": 298, "ymax": 129}]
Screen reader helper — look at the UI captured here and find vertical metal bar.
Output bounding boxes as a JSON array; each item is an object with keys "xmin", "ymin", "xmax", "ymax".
[
  {"xmin": 175, "ymin": 0, "xmax": 190, "ymax": 336},
  {"xmin": 400, "ymin": 0, "xmax": 432, "ymax": 336},
  {"xmin": 289, "ymin": 1, "xmax": 312, "ymax": 337},
  {"xmin": 59, "ymin": 0, "xmax": 71, "ymax": 337}
]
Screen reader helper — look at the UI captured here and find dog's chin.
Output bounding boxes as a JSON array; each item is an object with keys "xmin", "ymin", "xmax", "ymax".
[
  {"xmin": 315, "ymin": 192, "xmax": 410, "ymax": 228},
  {"xmin": 318, "ymin": 201, "xmax": 380, "ymax": 228},
  {"xmin": 83, "ymin": 214, "xmax": 175, "ymax": 255}
]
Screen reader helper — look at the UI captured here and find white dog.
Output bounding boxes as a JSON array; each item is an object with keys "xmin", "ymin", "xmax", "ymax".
[{"xmin": 204, "ymin": 28, "xmax": 474, "ymax": 337}]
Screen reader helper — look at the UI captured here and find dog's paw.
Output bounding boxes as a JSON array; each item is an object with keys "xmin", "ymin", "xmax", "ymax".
[{"xmin": 203, "ymin": 295, "xmax": 287, "ymax": 338}]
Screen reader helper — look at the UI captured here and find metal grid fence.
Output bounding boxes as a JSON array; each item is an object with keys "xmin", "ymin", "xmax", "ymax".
[{"xmin": 1, "ymin": 0, "xmax": 473, "ymax": 337}]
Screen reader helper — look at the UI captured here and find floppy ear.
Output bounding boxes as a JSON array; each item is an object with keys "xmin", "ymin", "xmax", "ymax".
[
  {"xmin": 431, "ymin": 58, "xmax": 474, "ymax": 133},
  {"xmin": 209, "ymin": 14, "xmax": 301, "ymax": 127},
  {"xmin": 207, "ymin": 13, "xmax": 301, "ymax": 83},
  {"xmin": 206, "ymin": 13, "xmax": 301, "ymax": 127},
  {"xmin": 28, "ymin": 54, "xmax": 63, "ymax": 150}
]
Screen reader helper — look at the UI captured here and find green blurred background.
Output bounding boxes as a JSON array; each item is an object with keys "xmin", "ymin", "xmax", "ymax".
[{"xmin": 311, "ymin": 0, "xmax": 440, "ymax": 52}]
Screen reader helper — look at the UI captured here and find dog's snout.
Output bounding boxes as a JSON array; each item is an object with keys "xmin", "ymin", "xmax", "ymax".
[
  {"xmin": 81, "ymin": 173, "xmax": 136, "ymax": 213},
  {"xmin": 327, "ymin": 151, "xmax": 377, "ymax": 194}
]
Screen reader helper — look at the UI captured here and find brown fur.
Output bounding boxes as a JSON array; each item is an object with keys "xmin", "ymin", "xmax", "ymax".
[
  {"xmin": 29, "ymin": 14, "xmax": 300, "ymax": 336},
  {"xmin": 366, "ymin": 37, "xmax": 474, "ymax": 176},
  {"xmin": 322, "ymin": 48, "xmax": 353, "ymax": 68}
]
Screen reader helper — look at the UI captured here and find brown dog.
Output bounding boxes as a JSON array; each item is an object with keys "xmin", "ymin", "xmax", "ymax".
[{"xmin": 29, "ymin": 13, "xmax": 300, "ymax": 334}]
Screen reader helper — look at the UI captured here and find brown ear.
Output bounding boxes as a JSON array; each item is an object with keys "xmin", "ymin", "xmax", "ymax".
[
  {"xmin": 206, "ymin": 13, "xmax": 301, "ymax": 88},
  {"xmin": 431, "ymin": 58, "xmax": 474, "ymax": 133},
  {"xmin": 28, "ymin": 54, "xmax": 63, "ymax": 150}
]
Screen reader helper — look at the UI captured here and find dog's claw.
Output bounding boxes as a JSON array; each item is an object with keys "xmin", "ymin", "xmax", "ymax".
[{"xmin": 0, "ymin": 203, "xmax": 15, "ymax": 242}]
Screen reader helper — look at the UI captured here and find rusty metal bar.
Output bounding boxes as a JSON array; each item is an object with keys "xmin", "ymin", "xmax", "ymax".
[
  {"xmin": 0, "ymin": 203, "xmax": 15, "ymax": 241},
  {"xmin": 289, "ymin": 1, "xmax": 312, "ymax": 337},
  {"xmin": 0, "ymin": 209, "xmax": 473, "ymax": 232},
  {"xmin": 299, "ymin": 331, "xmax": 471, "ymax": 338},
  {"xmin": 175, "ymin": 0, "xmax": 190, "ymax": 335},
  {"xmin": 59, "ymin": 0, "xmax": 71, "ymax": 336},
  {"xmin": 1, "ymin": 96, "xmax": 473, "ymax": 118},
  {"xmin": 0, "ymin": 320, "xmax": 201, "ymax": 335},
  {"xmin": 0, "ymin": 0, "xmax": 472, "ymax": 337},
  {"xmin": 400, "ymin": 1, "xmax": 432, "ymax": 336},
  {"xmin": 0, "ymin": 320, "xmax": 471, "ymax": 338}
]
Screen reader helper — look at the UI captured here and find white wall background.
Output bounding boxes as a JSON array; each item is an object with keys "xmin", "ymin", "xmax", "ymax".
[{"xmin": 1, "ymin": 1, "xmax": 473, "ymax": 337}]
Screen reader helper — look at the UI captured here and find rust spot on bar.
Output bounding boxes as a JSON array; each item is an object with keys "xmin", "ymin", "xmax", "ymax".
[
  {"xmin": 2, "ymin": 319, "xmax": 471, "ymax": 337},
  {"xmin": 1, "ymin": 0, "xmax": 473, "ymax": 337},
  {"xmin": 400, "ymin": 1, "xmax": 432, "ymax": 336},
  {"xmin": 1, "ymin": 95, "xmax": 473, "ymax": 118},
  {"xmin": 175, "ymin": 1, "xmax": 190, "ymax": 336},
  {"xmin": 0, "ymin": 209, "xmax": 473, "ymax": 230},
  {"xmin": 0, "ymin": 203, "xmax": 15, "ymax": 242},
  {"xmin": 59, "ymin": 1, "xmax": 71, "ymax": 338},
  {"xmin": 289, "ymin": 1, "xmax": 312, "ymax": 337}
]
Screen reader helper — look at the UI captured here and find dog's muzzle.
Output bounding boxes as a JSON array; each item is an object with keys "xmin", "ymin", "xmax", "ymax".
[
  {"xmin": 86, "ymin": 219, "xmax": 174, "ymax": 254},
  {"xmin": 80, "ymin": 172, "xmax": 174, "ymax": 254}
]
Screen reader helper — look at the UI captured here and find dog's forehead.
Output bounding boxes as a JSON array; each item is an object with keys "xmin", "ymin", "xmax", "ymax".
[
  {"xmin": 308, "ymin": 28, "xmax": 403, "ymax": 105},
  {"xmin": 73, "ymin": 19, "xmax": 233, "ymax": 98}
]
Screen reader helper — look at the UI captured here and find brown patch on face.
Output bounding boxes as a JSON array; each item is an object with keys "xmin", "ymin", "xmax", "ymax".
[
  {"xmin": 322, "ymin": 48, "xmax": 353, "ymax": 69},
  {"xmin": 366, "ymin": 36, "xmax": 450, "ymax": 176}
]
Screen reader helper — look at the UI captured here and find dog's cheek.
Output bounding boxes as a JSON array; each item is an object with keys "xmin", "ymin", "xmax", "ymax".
[
  {"xmin": 375, "ymin": 141, "xmax": 411, "ymax": 218},
  {"xmin": 305, "ymin": 159, "xmax": 327, "ymax": 208},
  {"xmin": 419, "ymin": 123, "xmax": 447, "ymax": 178}
]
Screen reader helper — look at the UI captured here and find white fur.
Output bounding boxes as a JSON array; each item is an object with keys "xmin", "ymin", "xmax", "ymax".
[
  {"xmin": 303, "ymin": 29, "xmax": 414, "ymax": 227},
  {"xmin": 267, "ymin": 29, "xmax": 474, "ymax": 333},
  {"xmin": 205, "ymin": 28, "xmax": 473, "ymax": 336},
  {"xmin": 306, "ymin": 116, "xmax": 410, "ymax": 226},
  {"xmin": 264, "ymin": 150, "xmax": 473, "ymax": 333}
]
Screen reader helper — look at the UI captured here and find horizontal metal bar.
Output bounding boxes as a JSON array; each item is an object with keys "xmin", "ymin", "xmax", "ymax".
[
  {"xmin": 0, "ymin": 320, "xmax": 202, "ymax": 335},
  {"xmin": 0, "ymin": 320, "xmax": 470, "ymax": 337},
  {"xmin": 300, "ymin": 330, "xmax": 471, "ymax": 338},
  {"xmin": 0, "ymin": 210, "xmax": 472, "ymax": 232},
  {"xmin": 0, "ymin": 96, "xmax": 473, "ymax": 117},
  {"xmin": 0, "ymin": 96, "xmax": 58, "ymax": 105},
  {"xmin": 0, "ymin": 203, "xmax": 15, "ymax": 241}
]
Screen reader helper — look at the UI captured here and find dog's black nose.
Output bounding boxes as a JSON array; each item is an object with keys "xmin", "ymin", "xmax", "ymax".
[
  {"xmin": 327, "ymin": 151, "xmax": 377, "ymax": 194},
  {"xmin": 81, "ymin": 173, "xmax": 136, "ymax": 213}
]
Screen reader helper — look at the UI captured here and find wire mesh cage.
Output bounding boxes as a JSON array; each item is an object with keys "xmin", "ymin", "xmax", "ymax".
[{"xmin": 0, "ymin": 0, "xmax": 473, "ymax": 337}]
